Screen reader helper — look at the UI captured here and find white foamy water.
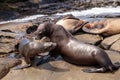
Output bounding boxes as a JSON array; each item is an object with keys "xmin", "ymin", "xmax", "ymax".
[
  {"xmin": 55, "ymin": 6, "xmax": 120, "ymax": 17},
  {"xmin": 0, "ymin": 14, "xmax": 45, "ymax": 24},
  {"xmin": 0, "ymin": 6, "xmax": 120, "ymax": 24}
]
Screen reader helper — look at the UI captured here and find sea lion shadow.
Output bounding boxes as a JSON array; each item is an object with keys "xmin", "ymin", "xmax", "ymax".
[{"xmin": 34, "ymin": 56, "xmax": 70, "ymax": 72}]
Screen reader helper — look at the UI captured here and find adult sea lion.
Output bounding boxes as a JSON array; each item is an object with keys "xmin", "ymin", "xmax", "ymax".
[
  {"xmin": 29, "ymin": 22, "xmax": 120, "ymax": 73},
  {"xmin": 15, "ymin": 37, "xmax": 56, "ymax": 69},
  {"xmin": 82, "ymin": 18, "xmax": 120, "ymax": 36},
  {"xmin": 56, "ymin": 15, "xmax": 86, "ymax": 34}
]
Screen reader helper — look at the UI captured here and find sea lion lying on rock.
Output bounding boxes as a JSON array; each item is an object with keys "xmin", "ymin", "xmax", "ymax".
[
  {"xmin": 15, "ymin": 37, "xmax": 56, "ymax": 69},
  {"xmin": 82, "ymin": 18, "xmax": 120, "ymax": 36},
  {"xmin": 0, "ymin": 58, "xmax": 21, "ymax": 79},
  {"xmin": 28, "ymin": 22, "xmax": 120, "ymax": 73},
  {"xmin": 56, "ymin": 15, "xmax": 87, "ymax": 34}
]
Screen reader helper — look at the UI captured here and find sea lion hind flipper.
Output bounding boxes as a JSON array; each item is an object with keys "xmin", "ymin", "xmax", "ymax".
[
  {"xmin": 114, "ymin": 62, "xmax": 120, "ymax": 67},
  {"xmin": 82, "ymin": 68, "xmax": 106, "ymax": 73},
  {"xmin": 13, "ymin": 64, "xmax": 31, "ymax": 70},
  {"xmin": 113, "ymin": 62, "xmax": 120, "ymax": 70}
]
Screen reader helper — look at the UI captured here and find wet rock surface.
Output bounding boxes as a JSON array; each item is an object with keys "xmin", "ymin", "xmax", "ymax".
[
  {"xmin": 0, "ymin": 18, "xmax": 120, "ymax": 79},
  {"xmin": 75, "ymin": 33, "xmax": 103, "ymax": 45},
  {"xmin": 101, "ymin": 34, "xmax": 120, "ymax": 49},
  {"xmin": 0, "ymin": 22, "xmax": 33, "ymax": 54},
  {"xmin": 0, "ymin": 58, "xmax": 21, "ymax": 79},
  {"xmin": 2, "ymin": 51, "xmax": 120, "ymax": 80},
  {"xmin": 110, "ymin": 40, "xmax": 120, "ymax": 53}
]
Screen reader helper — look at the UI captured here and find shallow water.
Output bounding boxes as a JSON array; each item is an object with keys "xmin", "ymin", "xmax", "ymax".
[{"xmin": 0, "ymin": 6, "xmax": 120, "ymax": 24}]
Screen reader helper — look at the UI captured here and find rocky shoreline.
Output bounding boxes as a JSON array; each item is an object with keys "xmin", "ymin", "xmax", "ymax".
[
  {"xmin": 0, "ymin": 15, "xmax": 120, "ymax": 79},
  {"xmin": 0, "ymin": 0, "xmax": 120, "ymax": 80},
  {"xmin": 0, "ymin": 0, "xmax": 120, "ymax": 21}
]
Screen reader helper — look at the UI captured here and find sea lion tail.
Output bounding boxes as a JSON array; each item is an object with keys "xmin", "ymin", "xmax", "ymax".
[
  {"xmin": 114, "ymin": 62, "xmax": 120, "ymax": 69},
  {"xmin": 109, "ymin": 62, "xmax": 120, "ymax": 72}
]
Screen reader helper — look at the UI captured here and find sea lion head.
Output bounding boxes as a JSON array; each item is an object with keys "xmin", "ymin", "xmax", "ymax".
[{"xmin": 32, "ymin": 22, "xmax": 53, "ymax": 39}]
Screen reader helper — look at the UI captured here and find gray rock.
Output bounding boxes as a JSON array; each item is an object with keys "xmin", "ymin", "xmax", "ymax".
[
  {"xmin": 101, "ymin": 34, "xmax": 120, "ymax": 49},
  {"xmin": 110, "ymin": 40, "xmax": 120, "ymax": 53},
  {"xmin": 75, "ymin": 34, "xmax": 103, "ymax": 45}
]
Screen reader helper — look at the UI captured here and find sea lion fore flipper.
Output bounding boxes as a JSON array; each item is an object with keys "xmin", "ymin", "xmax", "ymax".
[{"xmin": 13, "ymin": 64, "xmax": 31, "ymax": 70}]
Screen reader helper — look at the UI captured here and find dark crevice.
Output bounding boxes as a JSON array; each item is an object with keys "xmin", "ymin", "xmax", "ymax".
[
  {"xmin": 1, "ymin": 29, "xmax": 15, "ymax": 33},
  {"xmin": 0, "ymin": 35, "xmax": 14, "ymax": 39}
]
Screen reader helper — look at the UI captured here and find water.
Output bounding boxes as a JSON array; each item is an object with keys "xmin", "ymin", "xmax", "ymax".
[
  {"xmin": 55, "ymin": 6, "xmax": 120, "ymax": 17},
  {"xmin": 55, "ymin": 6, "xmax": 120, "ymax": 21},
  {"xmin": 0, "ymin": 14, "xmax": 45, "ymax": 24},
  {"xmin": 0, "ymin": 6, "xmax": 120, "ymax": 24}
]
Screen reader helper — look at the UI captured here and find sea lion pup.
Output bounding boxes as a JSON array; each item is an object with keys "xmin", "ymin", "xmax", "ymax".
[
  {"xmin": 56, "ymin": 15, "xmax": 87, "ymax": 34},
  {"xmin": 82, "ymin": 18, "xmax": 120, "ymax": 36},
  {"xmin": 15, "ymin": 37, "xmax": 56, "ymax": 69},
  {"xmin": 29, "ymin": 22, "xmax": 120, "ymax": 73}
]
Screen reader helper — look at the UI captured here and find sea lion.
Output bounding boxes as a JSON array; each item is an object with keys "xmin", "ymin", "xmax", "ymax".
[
  {"xmin": 82, "ymin": 18, "xmax": 120, "ymax": 36},
  {"xmin": 0, "ymin": 58, "xmax": 21, "ymax": 79},
  {"xmin": 29, "ymin": 22, "xmax": 120, "ymax": 73},
  {"xmin": 56, "ymin": 15, "xmax": 86, "ymax": 34},
  {"xmin": 15, "ymin": 37, "xmax": 56, "ymax": 69}
]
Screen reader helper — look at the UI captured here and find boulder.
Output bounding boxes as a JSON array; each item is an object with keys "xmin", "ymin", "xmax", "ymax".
[
  {"xmin": 75, "ymin": 34, "xmax": 103, "ymax": 45},
  {"xmin": 101, "ymin": 34, "xmax": 120, "ymax": 49},
  {"xmin": 110, "ymin": 40, "xmax": 120, "ymax": 53},
  {"xmin": 0, "ymin": 43, "xmax": 15, "ymax": 54}
]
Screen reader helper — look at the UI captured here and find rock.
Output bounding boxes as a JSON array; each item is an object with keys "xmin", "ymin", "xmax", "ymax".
[
  {"xmin": 0, "ymin": 43, "xmax": 15, "ymax": 54},
  {"xmin": 0, "ymin": 22, "xmax": 33, "ymax": 54},
  {"xmin": 75, "ymin": 34, "xmax": 103, "ymax": 45},
  {"xmin": 0, "ymin": 31, "xmax": 17, "ymax": 38},
  {"xmin": 2, "ymin": 52, "xmax": 120, "ymax": 80},
  {"xmin": 0, "ymin": 38, "xmax": 14, "ymax": 43},
  {"xmin": 101, "ymin": 34, "xmax": 120, "ymax": 49},
  {"xmin": 110, "ymin": 40, "xmax": 120, "ymax": 53},
  {"xmin": 29, "ymin": 0, "xmax": 64, "ymax": 4},
  {"xmin": 0, "ymin": 58, "xmax": 21, "ymax": 79},
  {"xmin": 105, "ymin": 50, "xmax": 120, "ymax": 63},
  {"xmin": 29, "ymin": 0, "xmax": 42, "ymax": 4},
  {"xmin": 0, "ymin": 22, "xmax": 33, "ymax": 33},
  {"xmin": 105, "ymin": 50, "xmax": 120, "ymax": 55},
  {"xmin": 0, "ymin": 65, "xmax": 9, "ymax": 80}
]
